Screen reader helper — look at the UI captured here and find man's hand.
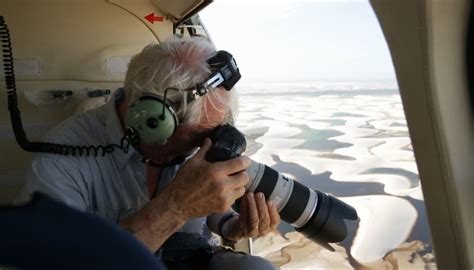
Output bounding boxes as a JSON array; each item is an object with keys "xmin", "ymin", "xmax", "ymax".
[
  {"xmin": 121, "ymin": 138, "xmax": 250, "ymax": 251},
  {"xmin": 164, "ymin": 138, "xmax": 250, "ymax": 219},
  {"xmin": 221, "ymin": 192, "xmax": 281, "ymax": 241}
]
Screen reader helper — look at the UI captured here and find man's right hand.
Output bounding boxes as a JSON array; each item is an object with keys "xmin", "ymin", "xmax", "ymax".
[
  {"xmin": 164, "ymin": 138, "xmax": 250, "ymax": 220},
  {"xmin": 120, "ymin": 138, "xmax": 250, "ymax": 252}
]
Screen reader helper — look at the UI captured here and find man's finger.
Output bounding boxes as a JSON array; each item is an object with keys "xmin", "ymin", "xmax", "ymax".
[
  {"xmin": 217, "ymin": 156, "xmax": 251, "ymax": 175},
  {"xmin": 193, "ymin": 138, "xmax": 212, "ymax": 160},
  {"xmin": 239, "ymin": 195, "xmax": 248, "ymax": 236},
  {"xmin": 227, "ymin": 171, "xmax": 249, "ymax": 189},
  {"xmin": 255, "ymin": 192, "xmax": 270, "ymax": 234},
  {"xmin": 229, "ymin": 187, "xmax": 246, "ymax": 202},
  {"xmin": 246, "ymin": 193, "xmax": 260, "ymax": 237},
  {"xmin": 268, "ymin": 199, "xmax": 281, "ymax": 230}
]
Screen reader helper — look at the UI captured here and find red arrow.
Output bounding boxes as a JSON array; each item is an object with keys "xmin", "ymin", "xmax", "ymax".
[{"xmin": 145, "ymin": 13, "xmax": 164, "ymax": 24}]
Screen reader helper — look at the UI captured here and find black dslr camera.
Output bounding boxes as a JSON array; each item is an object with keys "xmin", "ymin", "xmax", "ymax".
[{"xmin": 205, "ymin": 124, "xmax": 358, "ymax": 251}]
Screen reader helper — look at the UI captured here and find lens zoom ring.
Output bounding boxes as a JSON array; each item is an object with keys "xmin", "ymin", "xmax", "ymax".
[
  {"xmin": 254, "ymin": 166, "xmax": 279, "ymax": 199},
  {"xmin": 279, "ymin": 181, "xmax": 310, "ymax": 224}
]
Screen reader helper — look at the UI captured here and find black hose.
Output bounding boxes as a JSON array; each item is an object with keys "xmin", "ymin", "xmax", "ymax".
[{"xmin": 0, "ymin": 16, "xmax": 130, "ymax": 156}]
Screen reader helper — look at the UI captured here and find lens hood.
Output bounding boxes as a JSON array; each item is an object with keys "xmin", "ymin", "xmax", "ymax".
[{"xmin": 296, "ymin": 190, "xmax": 358, "ymax": 251}]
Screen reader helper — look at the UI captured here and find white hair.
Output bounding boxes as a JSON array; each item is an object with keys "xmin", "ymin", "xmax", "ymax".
[{"xmin": 124, "ymin": 37, "xmax": 239, "ymax": 124}]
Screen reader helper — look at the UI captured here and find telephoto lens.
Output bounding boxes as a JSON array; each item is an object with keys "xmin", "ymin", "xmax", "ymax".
[{"xmin": 205, "ymin": 124, "xmax": 358, "ymax": 251}]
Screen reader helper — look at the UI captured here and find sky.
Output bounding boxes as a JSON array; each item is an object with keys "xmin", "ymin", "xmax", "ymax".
[{"xmin": 199, "ymin": 0, "xmax": 397, "ymax": 83}]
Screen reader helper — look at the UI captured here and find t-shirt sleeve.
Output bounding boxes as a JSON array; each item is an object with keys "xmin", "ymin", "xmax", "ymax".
[{"xmin": 15, "ymin": 154, "xmax": 90, "ymax": 212}]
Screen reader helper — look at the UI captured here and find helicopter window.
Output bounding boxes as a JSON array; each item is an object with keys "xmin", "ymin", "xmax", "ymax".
[{"xmin": 200, "ymin": 1, "xmax": 436, "ymax": 268}]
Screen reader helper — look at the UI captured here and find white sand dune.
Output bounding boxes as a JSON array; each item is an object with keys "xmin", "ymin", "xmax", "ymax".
[
  {"xmin": 340, "ymin": 196, "xmax": 417, "ymax": 263},
  {"xmin": 236, "ymin": 91, "xmax": 433, "ymax": 268}
]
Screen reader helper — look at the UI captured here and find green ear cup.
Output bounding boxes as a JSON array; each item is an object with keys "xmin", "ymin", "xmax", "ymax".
[{"xmin": 125, "ymin": 96, "xmax": 178, "ymax": 145}]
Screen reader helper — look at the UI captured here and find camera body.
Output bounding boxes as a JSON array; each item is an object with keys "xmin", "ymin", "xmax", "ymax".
[{"xmin": 205, "ymin": 124, "xmax": 358, "ymax": 251}]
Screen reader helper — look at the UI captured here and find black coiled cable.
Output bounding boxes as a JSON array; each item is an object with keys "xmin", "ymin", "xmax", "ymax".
[{"xmin": 0, "ymin": 16, "xmax": 131, "ymax": 157}]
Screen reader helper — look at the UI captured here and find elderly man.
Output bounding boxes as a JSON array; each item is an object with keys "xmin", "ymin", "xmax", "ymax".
[{"xmin": 17, "ymin": 38, "xmax": 280, "ymax": 270}]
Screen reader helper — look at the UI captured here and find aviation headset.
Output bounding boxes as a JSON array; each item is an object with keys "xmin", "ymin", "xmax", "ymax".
[{"xmin": 124, "ymin": 50, "xmax": 241, "ymax": 146}]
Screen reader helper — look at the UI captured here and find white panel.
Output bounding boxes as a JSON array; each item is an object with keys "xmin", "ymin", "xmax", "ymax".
[{"xmin": 106, "ymin": 57, "xmax": 130, "ymax": 76}]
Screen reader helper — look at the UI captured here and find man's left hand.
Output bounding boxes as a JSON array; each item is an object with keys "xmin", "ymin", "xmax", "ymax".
[{"xmin": 222, "ymin": 192, "xmax": 281, "ymax": 241}]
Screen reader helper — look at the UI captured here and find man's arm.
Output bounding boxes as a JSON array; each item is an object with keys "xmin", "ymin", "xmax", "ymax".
[
  {"xmin": 119, "ymin": 190, "xmax": 188, "ymax": 251},
  {"xmin": 119, "ymin": 139, "xmax": 250, "ymax": 251}
]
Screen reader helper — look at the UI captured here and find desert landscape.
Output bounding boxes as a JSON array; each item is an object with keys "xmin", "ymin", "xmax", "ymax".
[{"xmin": 235, "ymin": 83, "xmax": 436, "ymax": 269}]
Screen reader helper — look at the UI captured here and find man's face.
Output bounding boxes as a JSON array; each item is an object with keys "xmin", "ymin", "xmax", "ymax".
[{"xmin": 138, "ymin": 87, "xmax": 230, "ymax": 165}]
